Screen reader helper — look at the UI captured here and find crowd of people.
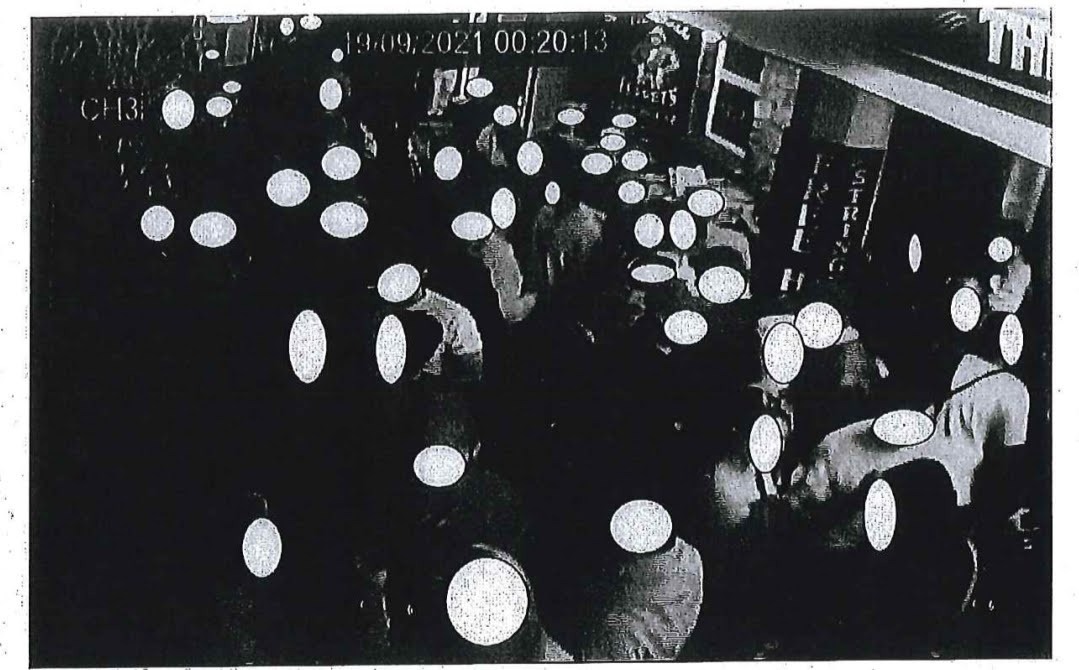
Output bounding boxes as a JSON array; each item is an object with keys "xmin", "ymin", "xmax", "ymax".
[{"xmin": 45, "ymin": 17, "xmax": 1043, "ymax": 663}]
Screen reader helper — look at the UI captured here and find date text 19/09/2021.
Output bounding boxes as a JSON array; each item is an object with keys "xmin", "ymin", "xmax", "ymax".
[{"xmin": 352, "ymin": 26, "xmax": 610, "ymax": 57}]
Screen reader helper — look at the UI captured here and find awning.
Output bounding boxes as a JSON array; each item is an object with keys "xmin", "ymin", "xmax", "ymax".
[{"xmin": 664, "ymin": 11, "xmax": 1050, "ymax": 167}]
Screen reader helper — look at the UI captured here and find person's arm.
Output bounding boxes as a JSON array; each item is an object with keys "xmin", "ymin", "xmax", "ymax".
[{"xmin": 443, "ymin": 307, "xmax": 485, "ymax": 384}]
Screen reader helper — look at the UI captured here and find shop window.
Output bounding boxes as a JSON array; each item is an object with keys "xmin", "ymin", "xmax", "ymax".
[{"xmin": 705, "ymin": 37, "xmax": 764, "ymax": 157}]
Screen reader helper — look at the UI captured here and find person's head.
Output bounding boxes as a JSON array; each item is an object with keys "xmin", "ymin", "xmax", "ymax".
[
  {"xmin": 376, "ymin": 262, "xmax": 427, "ymax": 308},
  {"xmin": 649, "ymin": 26, "xmax": 666, "ymax": 46}
]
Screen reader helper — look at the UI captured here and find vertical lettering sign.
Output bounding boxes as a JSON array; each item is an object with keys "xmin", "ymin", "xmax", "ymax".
[{"xmin": 783, "ymin": 142, "xmax": 884, "ymax": 289}]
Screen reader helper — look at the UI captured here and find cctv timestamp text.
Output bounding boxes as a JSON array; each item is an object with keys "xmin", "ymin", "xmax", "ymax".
[{"xmin": 351, "ymin": 26, "xmax": 610, "ymax": 59}]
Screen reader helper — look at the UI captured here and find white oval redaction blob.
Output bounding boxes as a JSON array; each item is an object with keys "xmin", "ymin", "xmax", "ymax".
[
  {"xmin": 452, "ymin": 212, "xmax": 495, "ymax": 242},
  {"xmin": 279, "ymin": 17, "xmax": 295, "ymax": 36},
  {"xmin": 493, "ymin": 104, "xmax": 518, "ymax": 126},
  {"xmin": 465, "ymin": 77, "xmax": 494, "ymax": 98},
  {"xmin": 664, "ymin": 310, "xmax": 708, "ymax": 345},
  {"xmin": 618, "ymin": 181, "xmax": 646, "ymax": 205},
  {"xmin": 950, "ymin": 286, "xmax": 982, "ymax": 333},
  {"xmin": 999, "ymin": 313, "xmax": 1024, "ymax": 365},
  {"xmin": 321, "ymin": 145, "xmax": 362, "ymax": 181},
  {"xmin": 669, "ymin": 210, "xmax": 697, "ymax": 250},
  {"xmin": 517, "ymin": 141, "xmax": 544, "ymax": 176},
  {"xmin": 749, "ymin": 414, "xmax": 783, "ymax": 474},
  {"xmin": 377, "ymin": 263, "xmax": 421, "ymax": 303},
  {"xmin": 762, "ymin": 322, "xmax": 804, "ymax": 385},
  {"xmin": 375, "ymin": 314, "xmax": 408, "ymax": 384},
  {"xmin": 988, "ymin": 236, "xmax": 1015, "ymax": 263},
  {"xmin": 491, "ymin": 188, "xmax": 516, "ymax": 229},
  {"xmin": 205, "ymin": 48, "xmax": 221, "ymax": 60},
  {"xmin": 162, "ymin": 89, "xmax": 195, "ymax": 130},
  {"xmin": 864, "ymin": 479, "xmax": 897, "ymax": 552},
  {"xmin": 687, "ymin": 189, "xmax": 725, "ymax": 218},
  {"xmin": 140, "ymin": 205, "xmax": 175, "ymax": 242},
  {"xmin": 557, "ymin": 108, "xmax": 585, "ymax": 126},
  {"xmin": 434, "ymin": 146, "xmax": 464, "ymax": 181},
  {"xmin": 795, "ymin": 302, "xmax": 843, "ymax": 350},
  {"xmin": 908, "ymin": 234, "xmax": 923, "ymax": 273},
  {"xmin": 634, "ymin": 213, "xmax": 664, "ymax": 249},
  {"xmin": 319, "ymin": 78, "xmax": 344, "ymax": 111},
  {"xmin": 331, "ymin": 48, "xmax": 345, "ymax": 63},
  {"xmin": 698, "ymin": 266, "xmax": 746, "ymax": 305},
  {"xmin": 446, "ymin": 558, "xmax": 529, "ymax": 646},
  {"xmin": 631, "ymin": 263, "xmax": 675, "ymax": 284},
  {"xmin": 600, "ymin": 134, "xmax": 627, "ymax": 152},
  {"xmin": 223, "ymin": 80, "xmax": 242, "ymax": 94},
  {"xmin": 206, "ymin": 96, "xmax": 233, "ymax": 118},
  {"xmin": 544, "ymin": 181, "xmax": 560, "ymax": 205},
  {"xmin": 288, "ymin": 310, "xmax": 327, "ymax": 384},
  {"xmin": 612, "ymin": 113, "xmax": 637, "ymax": 129},
  {"xmin": 621, "ymin": 150, "xmax": 648, "ymax": 172},
  {"xmin": 242, "ymin": 518, "xmax": 283, "ymax": 578},
  {"xmin": 872, "ymin": 409, "xmax": 935, "ymax": 447},
  {"xmin": 266, "ymin": 169, "xmax": 311, "ymax": 207},
  {"xmin": 190, "ymin": 212, "xmax": 236, "ymax": 248},
  {"xmin": 581, "ymin": 152, "xmax": 614, "ymax": 175},
  {"xmin": 610, "ymin": 500, "xmax": 673, "ymax": 554},
  {"xmin": 300, "ymin": 14, "xmax": 322, "ymax": 30},
  {"xmin": 413, "ymin": 445, "xmax": 466, "ymax": 488},
  {"xmin": 320, "ymin": 201, "xmax": 368, "ymax": 239}
]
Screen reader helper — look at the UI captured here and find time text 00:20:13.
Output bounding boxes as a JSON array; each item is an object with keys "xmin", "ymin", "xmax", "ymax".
[{"xmin": 352, "ymin": 27, "xmax": 609, "ymax": 56}]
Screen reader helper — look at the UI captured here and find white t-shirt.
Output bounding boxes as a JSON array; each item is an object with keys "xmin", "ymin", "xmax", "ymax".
[
  {"xmin": 792, "ymin": 355, "xmax": 1029, "ymax": 507},
  {"xmin": 579, "ymin": 537, "xmax": 704, "ymax": 661},
  {"xmin": 406, "ymin": 289, "xmax": 484, "ymax": 376},
  {"xmin": 479, "ymin": 230, "xmax": 536, "ymax": 323}
]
